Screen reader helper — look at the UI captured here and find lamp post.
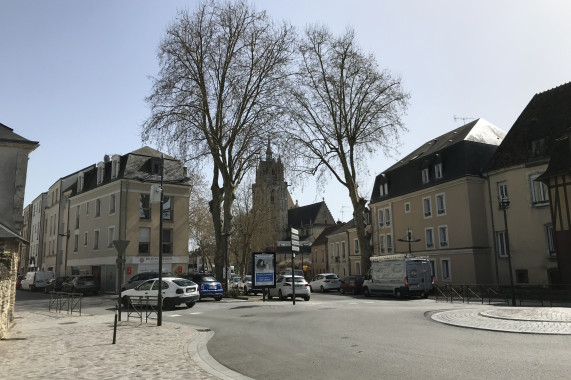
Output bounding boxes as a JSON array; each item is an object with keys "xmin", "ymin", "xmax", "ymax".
[
  {"xmin": 157, "ymin": 154, "xmax": 164, "ymax": 326},
  {"xmin": 499, "ymin": 196, "xmax": 516, "ymax": 306}
]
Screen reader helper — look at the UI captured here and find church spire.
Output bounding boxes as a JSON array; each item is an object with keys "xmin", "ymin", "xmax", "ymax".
[{"xmin": 266, "ymin": 135, "xmax": 272, "ymax": 160}]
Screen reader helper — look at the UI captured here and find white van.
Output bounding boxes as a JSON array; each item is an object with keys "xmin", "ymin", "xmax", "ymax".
[
  {"xmin": 363, "ymin": 255, "xmax": 433, "ymax": 298},
  {"xmin": 20, "ymin": 271, "xmax": 54, "ymax": 291}
]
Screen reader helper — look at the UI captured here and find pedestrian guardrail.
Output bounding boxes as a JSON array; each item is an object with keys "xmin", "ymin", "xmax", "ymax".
[
  {"xmin": 434, "ymin": 284, "xmax": 571, "ymax": 306},
  {"xmin": 123, "ymin": 296, "xmax": 158, "ymax": 323},
  {"xmin": 48, "ymin": 291, "xmax": 83, "ymax": 315}
]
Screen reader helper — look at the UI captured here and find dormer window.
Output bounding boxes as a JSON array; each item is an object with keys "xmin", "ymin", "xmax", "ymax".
[
  {"xmin": 421, "ymin": 168, "xmax": 429, "ymax": 183},
  {"xmin": 434, "ymin": 162, "xmax": 443, "ymax": 179},
  {"xmin": 378, "ymin": 174, "xmax": 388, "ymax": 196},
  {"xmin": 111, "ymin": 155, "xmax": 120, "ymax": 179},
  {"xmin": 97, "ymin": 162, "xmax": 105, "ymax": 185},
  {"xmin": 78, "ymin": 172, "xmax": 84, "ymax": 193}
]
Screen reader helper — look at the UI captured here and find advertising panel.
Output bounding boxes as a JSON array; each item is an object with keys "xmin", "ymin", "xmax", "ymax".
[{"xmin": 252, "ymin": 252, "xmax": 276, "ymax": 288}]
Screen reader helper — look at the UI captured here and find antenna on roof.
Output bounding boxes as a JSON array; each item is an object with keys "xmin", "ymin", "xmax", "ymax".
[
  {"xmin": 453, "ymin": 115, "xmax": 474, "ymax": 125},
  {"xmin": 340, "ymin": 205, "xmax": 347, "ymax": 221}
]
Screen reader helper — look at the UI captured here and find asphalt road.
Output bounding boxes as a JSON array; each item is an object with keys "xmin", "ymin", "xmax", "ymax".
[{"xmin": 16, "ymin": 290, "xmax": 571, "ymax": 379}]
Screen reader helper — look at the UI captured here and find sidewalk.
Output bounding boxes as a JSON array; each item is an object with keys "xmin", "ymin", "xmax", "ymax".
[{"xmin": 0, "ymin": 309, "xmax": 250, "ymax": 380}]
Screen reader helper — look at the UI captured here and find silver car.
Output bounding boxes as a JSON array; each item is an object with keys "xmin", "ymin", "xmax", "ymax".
[
  {"xmin": 267, "ymin": 275, "xmax": 310, "ymax": 301},
  {"xmin": 310, "ymin": 273, "xmax": 341, "ymax": 293}
]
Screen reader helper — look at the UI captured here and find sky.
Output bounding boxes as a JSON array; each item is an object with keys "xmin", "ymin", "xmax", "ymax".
[{"xmin": 2, "ymin": 0, "xmax": 571, "ymax": 222}]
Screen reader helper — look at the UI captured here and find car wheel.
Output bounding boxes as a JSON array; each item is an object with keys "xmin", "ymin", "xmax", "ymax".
[
  {"xmin": 122, "ymin": 296, "xmax": 130, "ymax": 309},
  {"xmin": 364, "ymin": 287, "xmax": 371, "ymax": 297},
  {"xmin": 243, "ymin": 287, "xmax": 249, "ymax": 295},
  {"xmin": 340, "ymin": 287, "xmax": 345, "ymax": 294},
  {"xmin": 215, "ymin": 296, "xmax": 223, "ymax": 301},
  {"xmin": 163, "ymin": 298, "xmax": 175, "ymax": 310},
  {"xmin": 186, "ymin": 301, "xmax": 196, "ymax": 308},
  {"xmin": 320, "ymin": 286, "xmax": 325, "ymax": 293},
  {"xmin": 278, "ymin": 290, "xmax": 285, "ymax": 301},
  {"xmin": 395, "ymin": 289, "xmax": 403, "ymax": 299},
  {"xmin": 304, "ymin": 295, "xmax": 310, "ymax": 301}
]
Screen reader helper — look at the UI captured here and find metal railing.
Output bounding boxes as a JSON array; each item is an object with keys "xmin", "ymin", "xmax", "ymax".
[
  {"xmin": 48, "ymin": 291, "xmax": 83, "ymax": 315},
  {"xmin": 433, "ymin": 284, "xmax": 571, "ymax": 306},
  {"xmin": 123, "ymin": 296, "xmax": 158, "ymax": 323}
]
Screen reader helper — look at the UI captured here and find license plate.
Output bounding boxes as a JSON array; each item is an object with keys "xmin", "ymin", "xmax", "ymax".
[{"xmin": 209, "ymin": 285, "xmax": 217, "ymax": 290}]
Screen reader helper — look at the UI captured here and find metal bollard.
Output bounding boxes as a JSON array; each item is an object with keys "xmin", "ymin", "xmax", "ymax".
[{"xmin": 113, "ymin": 304, "xmax": 118, "ymax": 344}]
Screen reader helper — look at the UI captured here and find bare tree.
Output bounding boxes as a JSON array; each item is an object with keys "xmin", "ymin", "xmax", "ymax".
[
  {"xmin": 143, "ymin": 0, "xmax": 295, "ymax": 283},
  {"xmin": 286, "ymin": 26, "xmax": 409, "ymax": 273},
  {"xmin": 188, "ymin": 173, "xmax": 216, "ymax": 273}
]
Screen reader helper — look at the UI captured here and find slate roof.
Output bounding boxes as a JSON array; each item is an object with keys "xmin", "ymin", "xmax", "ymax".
[
  {"xmin": 0, "ymin": 122, "xmax": 39, "ymax": 148},
  {"xmin": 537, "ymin": 132, "xmax": 571, "ymax": 181},
  {"xmin": 312, "ymin": 223, "xmax": 345, "ymax": 246},
  {"xmin": 371, "ymin": 119, "xmax": 505, "ymax": 203},
  {"xmin": 287, "ymin": 201, "xmax": 335, "ymax": 228},
  {"xmin": 484, "ymin": 82, "xmax": 571, "ymax": 172}
]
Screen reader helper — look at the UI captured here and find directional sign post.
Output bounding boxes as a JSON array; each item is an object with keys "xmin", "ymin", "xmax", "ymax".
[
  {"xmin": 113, "ymin": 240, "xmax": 130, "ymax": 321},
  {"xmin": 291, "ymin": 228, "xmax": 299, "ymax": 305}
]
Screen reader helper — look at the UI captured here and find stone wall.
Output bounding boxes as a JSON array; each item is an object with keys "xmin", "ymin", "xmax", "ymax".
[{"xmin": 0, "ymin": 238, "xmax": 19, "ymax": 339}]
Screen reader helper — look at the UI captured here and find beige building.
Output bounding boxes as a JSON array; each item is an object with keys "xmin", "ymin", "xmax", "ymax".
[
  {"xmin": 62, "ymin": 147, "xmax": 191, "ymax": 293},
  {"xmin": 325, "ymin": 220, "xmax": 366, "ymax": 278},
  {"xmin": 369, "ymin": 119, "xmax": 506, "ymax": 285},
  {"xmin": 483, "ymin": 83, "xmax": 571, "ymax": 286}
]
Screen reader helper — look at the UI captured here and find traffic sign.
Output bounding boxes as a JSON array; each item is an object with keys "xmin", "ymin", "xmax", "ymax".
[
  {"xmin": 291, "ymin": 228, "xmax": 299, "ymax": 235},
  {"xmin": 292, "ymin": 245, "xmax": 300, "ymax": 252}
]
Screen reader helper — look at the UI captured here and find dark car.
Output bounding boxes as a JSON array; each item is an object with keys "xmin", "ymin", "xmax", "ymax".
[
  {"xmin": 62, "ymin": 275, "xmax": 100, "ymax": 295},
  {"xmin": 185, "ymin": 274, "xmax": 223, "ymax": 301},
  {"xmin": 340, "ymin": 275, "xmax": 365, "ymax": 295},
  {"xmin": 44, "ymin": 276, "xmax": 68, "ymax": 293},
  {"xmin": 121, "ymin": 272, "xmax": 174, "ymax": 291}
]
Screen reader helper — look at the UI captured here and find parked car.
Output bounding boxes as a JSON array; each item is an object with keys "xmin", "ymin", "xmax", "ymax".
[
  {"xmin": 44, "ymin": 276, "xmax": 68, "ymax": 293},
  {"xmin": 340, "ymin": 275, "xmax": 365, "ymax": 295},
  {"xmin": 16, "ymin": 275, "xmax": 25, "ymax": 289},
  {"xmin": 121, "ymin": 271, "xmax": 174, "ymax": 291},
  {"xmin": 121, "ymin": 277, "xmax": 199, "ymax": 310},
  {"xmin": 185, "ymin": 274, "xmax": 223, "ymax": 301},
  {"xmin": 231, "ymin": 275, "xmax": 241, "ymax": 290},
  {"xmin": 310, "ymin": 273, "xmax": 341, "ymax": 293},
  {"xmin": 61, "ymin": 275, "xmax": 100, "ymax": 295},
  {"xmin": 268, "ymin": 275, "xmax": 310, "ymax": 301},
  {"xmin": 20, "ymin": 271, "xmax": 54, "ymax": 291},
  {"xmin": 238, "ymin": 275, "xmax": 260, "ymax": 295}
]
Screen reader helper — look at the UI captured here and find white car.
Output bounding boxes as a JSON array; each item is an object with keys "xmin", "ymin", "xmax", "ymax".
[
  {"xmin": 310, "ymin": 273, "xmax": 341, "ymax": 293},
  {"xmin": 120, "ymin": 277, "xmax": 199, "ymax": 310},
  {"xmin": 268, "ymin": 275, "xmax": 310, "ymax": 301},
  {"xmin": 238, "ymin": 275, "xmax": 260, "ymax": 295}
]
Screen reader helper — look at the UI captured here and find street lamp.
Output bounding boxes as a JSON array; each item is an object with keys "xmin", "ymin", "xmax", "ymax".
[{"xmin": 498, "ymin": 196, "xmax": 516, "ymax": 306}]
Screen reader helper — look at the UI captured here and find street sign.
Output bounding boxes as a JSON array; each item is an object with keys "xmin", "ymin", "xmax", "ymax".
[
  {"xmin": 291, "ymin": 234, "xmax": 299, "ymax": 241},
  {"xmin": 291, "ymin": 228, "xmax": 299, "ymax": 235},
  {"xmin": 292, "ymin": 239, "xmax": 300, "ymax": 246},
  {"xmin": 292, "ymin": 245, "xmax": 300, "ymax": 252}
]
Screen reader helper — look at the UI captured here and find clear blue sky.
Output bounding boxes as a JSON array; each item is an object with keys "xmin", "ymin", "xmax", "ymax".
[{"xmin": 2, "ymin": 1, "xmax": 570, "ymax": 222}]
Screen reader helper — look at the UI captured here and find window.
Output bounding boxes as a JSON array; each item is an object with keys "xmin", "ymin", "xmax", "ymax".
[
  {"xmin": 436, "ymin": 193, "xmax": 446, "ymax": 215},
  {"xmin": 341, "ymin": 241, "xmax": 346, "ymax": 258},
  {"xmin": 151, "ymin": 160, "xmax": 161, "ymax": 175},
  {"xmin": 139, "ymin": 227, "xmax": 151, "ymax": 254},
  {"xmin": 140, "ymin": 194, "xmax": 151, "ymax": 219},
  {"xmin": 385, "ymin": 209, "xmax": 391, "ymax": 226},
  {"xmin": 386, "ymin": 234, "xmax": 392, "ymax": 253},
  {"xmin": 423, "ymin": 197, "xmax": 432, "ymax": 218},
  {"xmin": 421, "ymin": 168, "xmax": 429, "ymax": 183},
  {"xmin": 162, "ymin": 228, "xmax": 173, "ymax": 254},
  {"xmin": 86, "ymin": 201, "xmax": 89, "ymax": 215},
  {"xmin": 379, "ymin": 183, "xmax": 388, "ymax": 196},
  {"xmin": 545, "ymin": 224, "xmax": 556, "ymax": 257},
  {"xmin": 97, "ymin": 162, "xmax": 105, "ymax": 185},
  {"xmin": 354, "ymin": 239, "xmax": 359, "ymax": 253},
  {"xmin": 434, "ymin": 163, "xmax": 443, "ymax": 179},
  {"xmin": 108, "ymin": 226, "xmax": 115, "ymax": 248},
  {"xmin": 93, "ymin": 230, "xmax": 99, "ymax": 250},
  {"xmin": 496, "ymin": 231, "xmax": 508, "ymax": 257},
  {"xmin": 84, "ymin": 232, "xmax": 88, "ymax": 246},
  {"xmin": 355, "ymin": 262, "xmax": 361, "ymax": 276},
  {"xmin": 429, "ymin": 260, "xmax": 436, "ymax": 278},
  {"xmin": 497, "ymin": 181, "xmax": 508, "ymax": 205},
  {"xmin": 78, "ymin": 172, "xmax": 84, "ymax": 193},
  {"xmin": 378, "ymin": 209, "xmax": 384, "ymax": 227},
  {"xmin": 111, "ymin": 155, "xmax": 120, "ymax": 179},
  {"xmin": 441, "ymin": 259, "xmax": 451, "ymax": 280},
  {"xmin": 425, "ymin": 228, "xmax": 434, "ymax": 248},
  {"xmin": 330, "ymin": 243, "xmax": 334, "ymax": 260},
  {"xmin": 516, "ymin": 270, "xmax": 529, "ymax": 284},
  {"xmin": 530, "ymin": 174, "xmax": 549, "ymax": 204},
  {"xmin": 404, "ymin": 202, "xmax": 410, "ymax": 213},
  {"xmin": 110, "ymin": 194, "xmax": 116, "ymax": 214},
  {"xmin": 95, "ymin": 199, "xmax": 101, "ymax": 217},
  {"xmin": 162, "ymin": 196, "xmax": 173, "ymax": 220},
  {"xmin": 74, "ymin": 234, "xmax": 79, "ymax": 252},
  {"xmin": 438, "ymin": 226, "xmax": 448, "ymax": 247},
  {"xmin": 379, "ymin": 234, "xmax": 385, "ymax": 254}
]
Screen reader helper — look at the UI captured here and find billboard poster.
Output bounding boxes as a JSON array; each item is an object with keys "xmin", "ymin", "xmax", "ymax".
[{"xmin": 252, "ymin": 252, "xmax": 276, "ymax": 288}]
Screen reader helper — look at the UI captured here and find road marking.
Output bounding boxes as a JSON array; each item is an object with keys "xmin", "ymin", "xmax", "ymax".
[
  {"xmin": 189, "ymin": 312, "xmax": 202, "ymax": 315},
  {"xmin": 169, "ymin": 314, "xmax": 183, "ymax": 317}
]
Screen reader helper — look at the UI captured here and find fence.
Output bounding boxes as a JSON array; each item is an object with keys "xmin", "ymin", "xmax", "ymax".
[
  {"xmin": 48, "ymin": 292, "xmax": 83, "ymax": 315},
  {"xmin": 123, "ymin": 296, "xmax": 158, "ymax": 323},
  {"xmin": 433, "ymin": 284, "xmax": 571, "ymax": 306}
]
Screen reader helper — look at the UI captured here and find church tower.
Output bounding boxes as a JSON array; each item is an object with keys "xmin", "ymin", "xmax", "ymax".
[{"xmin": 251, "ymin": 139, "xmax": 293, "ymax": 251}]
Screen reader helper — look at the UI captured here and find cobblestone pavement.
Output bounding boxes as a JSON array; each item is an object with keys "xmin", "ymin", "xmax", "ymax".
[
  {"xmin": 431, "ymin": 307, "xmax": 571, "ymax": 334},
  {"xmin": 0, "ymin": 310, "xmax": 252, "ymax": 380}
]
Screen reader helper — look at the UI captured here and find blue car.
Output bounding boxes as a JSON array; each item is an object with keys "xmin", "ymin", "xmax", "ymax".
[{"xmin": 186, "ymin": 274, "xmax": 223, "ymax": 301}]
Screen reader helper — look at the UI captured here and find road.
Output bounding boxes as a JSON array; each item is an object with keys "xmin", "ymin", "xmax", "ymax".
[{"xmin": 16, "ymin": 290, "xmax": 570, "ymax": 379}]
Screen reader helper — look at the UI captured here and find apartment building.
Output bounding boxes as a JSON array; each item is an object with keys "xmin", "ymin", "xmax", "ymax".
[
  {"xmin": 483, "ymin": 83, "xmax": 571, "ymax": 286},
  {"xmin": 369, "ymin": 119, "xmax": 506, "ymax": 285}
]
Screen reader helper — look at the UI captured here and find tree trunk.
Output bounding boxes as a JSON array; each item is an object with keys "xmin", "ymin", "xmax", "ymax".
[{"xmin": 210, "ymin": 177, "xmax": 224, "ymax": 281}]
